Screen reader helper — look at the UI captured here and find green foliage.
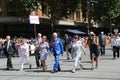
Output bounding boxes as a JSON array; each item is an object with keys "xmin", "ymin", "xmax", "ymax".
[
  {"xmin": 93, "ymin": 0, "xmax": 120, "ymax": 23},
  {"xmin": 7, "ymin": 0, "xmax": 37, "ymax": 17},
  {"xmin": 39, "ymin": 0, "xmax": 81, "ymax": 19},
  {"xmin": 7, "ymin": 0, "xmax": 81, "ymax": 19}
]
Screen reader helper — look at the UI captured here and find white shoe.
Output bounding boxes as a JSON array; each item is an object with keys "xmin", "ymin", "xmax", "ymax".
[{"xmin": 72, "ymin": 69, "xmax": 75, "ymax": 73}]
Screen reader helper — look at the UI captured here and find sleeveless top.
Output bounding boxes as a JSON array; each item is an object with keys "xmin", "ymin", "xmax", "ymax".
[{"xmin": 89, "ymin": 38, "xmax": 98, "ymax": 53}]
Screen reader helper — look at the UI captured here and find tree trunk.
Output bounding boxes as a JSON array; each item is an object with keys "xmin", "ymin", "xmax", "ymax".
[{"xmin": 0, "ymin": 0, "xmax": 7, "ymax": 16}]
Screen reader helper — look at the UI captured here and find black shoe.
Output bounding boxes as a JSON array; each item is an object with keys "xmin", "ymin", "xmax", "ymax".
[
  {"xmin": 58, "ymin": 68, "xmax": 61, "ymax": 71},
  {"xmin": 6, "ymin": 68, "xmax": 10, "ymax": 70},
  {"xmin": 51, "ymin": 70, "xmax": 58, "ymax": 73},
  {"xmin": 67, "ymin": 57, "xmax": 70, "ymax": 60}
]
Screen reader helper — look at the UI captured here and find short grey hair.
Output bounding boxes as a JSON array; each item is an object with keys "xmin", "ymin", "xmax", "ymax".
[
  {"xmin": 38, "ymin": 33, "xmax": 42, "ymax": 37},
  {"xmin": 53, "ymin": 32, "xmax": 58, "ymax": 36}
]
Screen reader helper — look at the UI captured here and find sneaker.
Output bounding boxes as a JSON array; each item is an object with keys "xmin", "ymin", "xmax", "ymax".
[{"xmin": 72, "ymin": 69, "xmax": 75, "ymax": 73}]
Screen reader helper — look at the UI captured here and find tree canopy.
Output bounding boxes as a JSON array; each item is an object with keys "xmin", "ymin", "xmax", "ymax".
[
  {"xmin": 7, "ymin": 0, "xmax": 81, "ymax": 19},
  {"xmin": 6, "ymin": 0, "xmax": 120, "ymax": 25}
]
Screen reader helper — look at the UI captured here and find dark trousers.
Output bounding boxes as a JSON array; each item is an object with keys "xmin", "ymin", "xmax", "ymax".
[
  {"xmin": 100, "ymin": 45, "xmax": 105, "ymax": 56},
  {"xmin": 6, "ymin": 54, "xmax": 13, "ymax": 68},
  {"xmin": 35, "ymin": 50, "xmax": 40, "ymax": 67},
  {"xmin": 113, "ymin": 46, "xmax": 119, "ymax": 58}
]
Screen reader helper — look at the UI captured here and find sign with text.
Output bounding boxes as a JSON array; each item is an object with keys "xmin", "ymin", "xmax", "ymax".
[{"xmin": 29, "ymin": 15, "xmax": 40, "ymax": 24}]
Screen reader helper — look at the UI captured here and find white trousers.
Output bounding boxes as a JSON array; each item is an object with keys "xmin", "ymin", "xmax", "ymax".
[
  {"xmin": 20, "ymin": 56, "xmax": 31, "ymax": 69},
  {"xmin": 73, "ymin": 53, "xmax": 81, "ymax": 68}
]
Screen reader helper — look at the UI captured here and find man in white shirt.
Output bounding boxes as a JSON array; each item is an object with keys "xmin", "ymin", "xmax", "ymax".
[
  {"xmin": 4, "ymin": 36, "xmax": 15, "ymax": 70},
  {"xmin": 111, "ymin": 33, "xmax": 120, "ymax": 60}
]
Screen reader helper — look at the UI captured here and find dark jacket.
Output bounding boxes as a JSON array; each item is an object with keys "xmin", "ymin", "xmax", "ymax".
[
  {"xmin": 99, "ymin": 35, "xmax": 106, "ymax": 46},
  {"xmin": 4, "ymin": 40, "xmax": 15, "ymax": 55}
]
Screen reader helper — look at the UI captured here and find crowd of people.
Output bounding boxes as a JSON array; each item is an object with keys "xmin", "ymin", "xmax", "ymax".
[{"xmin": 0, "ymin": 31, "xmax": 120, "ymax": 73}]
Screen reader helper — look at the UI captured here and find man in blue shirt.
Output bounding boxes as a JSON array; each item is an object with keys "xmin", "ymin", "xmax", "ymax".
[{"xmin": 50, "ymin": 32, "xmax": 64, "ymax": 73}]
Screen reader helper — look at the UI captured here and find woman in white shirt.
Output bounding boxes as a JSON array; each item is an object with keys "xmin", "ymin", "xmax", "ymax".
[
  {"xmin": 18, "ymin": 39, "xmax": 31, "ymax": 71},
  {"xmin": 71, "ymin": 35, "xmax": 86, "ymax": 73},
  {"xmin": 39, "ymin": 36, "xmax": 50, "ymax": 71}
]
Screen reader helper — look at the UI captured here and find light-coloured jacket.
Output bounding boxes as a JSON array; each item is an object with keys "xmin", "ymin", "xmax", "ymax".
[
  {"xmin": 111, "ymin": 37, "xmax": 120, "ymax": 47},
  {"xmin": 18, "ymin": 43, "xmax": 29, "ymax": 57}
]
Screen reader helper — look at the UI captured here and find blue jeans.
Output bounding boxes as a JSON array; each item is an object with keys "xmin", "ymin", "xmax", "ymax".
[
  {"xmin": 0, "ymin": 50, "xmax": 4, "ymax": 58},
  {"xmin": 53, "ymin": 55, "xmax": 60, "ymax": 70}
]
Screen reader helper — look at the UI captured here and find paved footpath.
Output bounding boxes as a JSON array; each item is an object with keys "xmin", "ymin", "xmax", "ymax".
[{"xmin": 0, "ymin": 44, "xmax": 120, "ymax": 80}]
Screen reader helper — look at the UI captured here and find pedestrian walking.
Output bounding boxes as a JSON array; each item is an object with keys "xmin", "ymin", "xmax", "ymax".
[
  {"xmin": 3, "ymin": 36, "xmax": 16, "ymax": 70},
  {"xmin": 111, "ymin": 34, "xmax": 120, "ymax": 60},
  {"xmin": 18, "ymin": 39, "xmax": 32, "ymax": 71},
  {"xmin": 50, "ymin": 32, "xmax": 64, "ymax": 73},
  {"xmin": 0, "ymin": 38, "xmax": 4, "ymax": 58},
  {"xmin": 35, "ymin": 33, "xmax": 42, "ymax": 68},
  {"xmin": 88, "ymin": 32, "xmax": 99, "ymax": 70},
  {"xmin": 65, "ymin": 34, "xmax": 72, "ymax": 60},
  {"xmin": 99, "ymin": 31, "xmax": 106, "ymax": 56},
  {"xmin": 39, "ymin": 36, "xmax": 50, "ymax": 71},
  {"xmin": 71, "ymin": 35, "xmax": 86, "ymax": 73}
]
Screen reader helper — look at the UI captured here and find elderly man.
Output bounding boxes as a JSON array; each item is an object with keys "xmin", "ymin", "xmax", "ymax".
[
  {"xmin": 50, "ymin": 32, "xmax": 64, "ymax": 73},
  {"xmin": 4, "ymin": 36, "xmax": 15, "ymax": 70},
  {"xmin": 35, "ymin": 33, "xmax": 42, "ymax": 68},
  {"xmin": 99, "ymin": 31, "xmax": 106, "ymax": 56}
]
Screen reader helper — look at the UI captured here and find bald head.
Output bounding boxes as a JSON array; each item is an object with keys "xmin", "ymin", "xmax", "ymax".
[
  {"xmin": 6, "ymin": 36, "xmax": 11, "ymax": 41},
  {"xmin": 53, "ymin": 32, "xmax": 58, "ymax": 39},
  {"xmin": 101, "ymin": 31, "xmax": 104, "ymax": 35}
]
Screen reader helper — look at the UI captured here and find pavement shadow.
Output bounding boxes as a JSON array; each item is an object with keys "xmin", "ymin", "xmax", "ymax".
[
  {"xmin": 81, "ymin": 61, "xmax": 91, "ymax": 63},
  {"xmin": 0, "ymin": 68, "xmax": 19, "ymax": 71},
  {"xmin": 99, "ymin": 57, "xmax": 113, "ymax": 60},
  {"xmin": 25, "ymin": 69, "xmax": 52, "ymax": 73},
  {"xmin": 62, "ymin": 60, "xmax": 74, "ymax": 62},
  {"xmin": 62, "ymin": 60, "xmax": 91, "ymax": 63}
]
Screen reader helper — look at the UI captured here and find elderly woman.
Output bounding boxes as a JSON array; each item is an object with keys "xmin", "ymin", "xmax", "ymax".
[
  {"xmin": 18, "ymin": 39, "xmax": 32, "ymax": 71},
  {"xmin": 71, "ymin": 35, "xmax": 86, "ymax": 73},
  {"xmin": 39, "ymin": 36, "xmax": 50, "ymax": 71}
]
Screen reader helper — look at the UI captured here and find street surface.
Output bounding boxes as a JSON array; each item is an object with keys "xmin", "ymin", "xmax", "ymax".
[{"xmin": 0, "ymin": 44, "xmax": 120, "ymax": 80}]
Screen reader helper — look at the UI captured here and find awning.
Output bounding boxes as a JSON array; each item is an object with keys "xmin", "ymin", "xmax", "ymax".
[{"xmin": 66, "ymin": 29, "xmax": 86, "ymax": 34}]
